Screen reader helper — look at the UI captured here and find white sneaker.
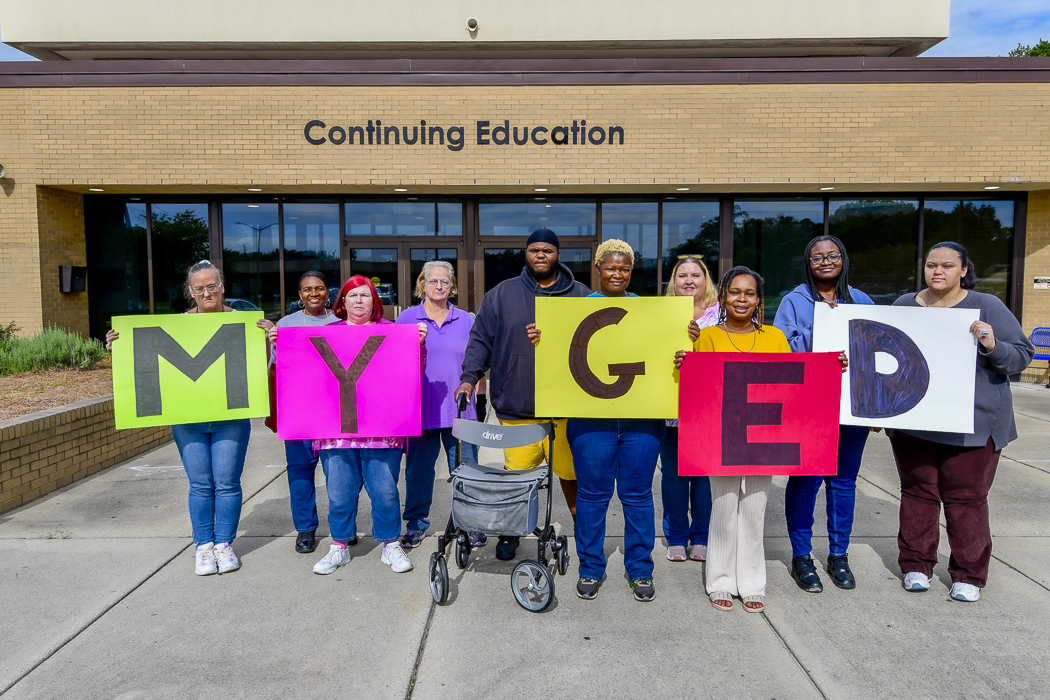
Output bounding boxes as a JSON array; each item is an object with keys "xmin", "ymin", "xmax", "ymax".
[
  {"xmin": 381, "ymin": 542, "xmax": 413, "ymax": 573},
  {"xmin": 213, "ymin": 543, "xmax": 240, "ymax": 574},
  {"xmin": 313, "ymin": 544, "xmax": 350, "ymax": 575},
  {"xmin": 950, "ymin": 582, "xmax": 980, "ymax": 602},
  {"xmin": 903, "ymin": 572, "xmax": 931, "ymax": 592},
  {"xmin": 195, "ymin": 542, "xmax": 217, "ymax": 576}
]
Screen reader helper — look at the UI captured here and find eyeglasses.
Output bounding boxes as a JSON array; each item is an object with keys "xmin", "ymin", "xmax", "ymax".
[
  {"xmin": 189, "ymin": 284, "xmax": 222, "ymax": 296},
  {"xmin": 425, "ymin": 279, "xmax": 452, "ymax": 288},
  {"xmin": 809, "ymin": 254, "xmax": 842, "ymax": 265}
]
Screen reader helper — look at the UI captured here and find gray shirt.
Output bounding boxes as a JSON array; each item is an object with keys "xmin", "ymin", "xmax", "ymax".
[{"xmin": 891, "ymin": 291, "xmax": 1034, "ymax": 450}]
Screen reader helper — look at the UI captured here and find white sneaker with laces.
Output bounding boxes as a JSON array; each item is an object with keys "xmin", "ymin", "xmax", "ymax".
[
  {"xmin": 313, "ymin": 544, "xmax": 350, "ymax": 574},
  {"xmin": 195, "ymin": 542, "xmax": 217, "ymax": 576},
  {"xmin": 381, "ymin": 542, "xmax": 413, "ymax": 573},
  {"xmin": 950, "ymin": 582, "xmax": 980, "ymax": 602},
  {"xmin": 903, "ymin": 572, "xmax": 931, "ymax": 592},
  {"xmin": 213, "ymin": 542, "xmax": 240, "ymax": 574}
]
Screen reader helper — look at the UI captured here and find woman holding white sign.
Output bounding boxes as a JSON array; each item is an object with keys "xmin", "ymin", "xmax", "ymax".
[
  {"xmin": 660, "ymin": 255, "xmax": 718, "ymax": 564},
  {"xmin": 889, "ymin": 241, "xmax": 1034, "ymax": 602},
  {"xmin": 774, "ymin": 236, "xmax": 874, "ymax": 594},
  {"xmin": 105, "ymin": 260, "xmax": 267, "ymax": 576}
]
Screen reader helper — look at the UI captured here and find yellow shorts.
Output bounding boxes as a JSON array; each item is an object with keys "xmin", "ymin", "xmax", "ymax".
[{"xmin": 499, "ymin": 418, "xmax": 575, "ymax": 481}]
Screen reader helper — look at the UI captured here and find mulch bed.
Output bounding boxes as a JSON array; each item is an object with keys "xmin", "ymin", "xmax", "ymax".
[{"xmin": 0, "ymin": 360, "xmax": 114, "ymax": 422}]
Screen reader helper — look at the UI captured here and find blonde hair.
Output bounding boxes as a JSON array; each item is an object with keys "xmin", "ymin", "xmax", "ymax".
[
  {"xmin": 665, "ymin": 256, "xmax": 717, "ymax": 310},
  {"xmin": 594, "ymin": 239, "xmax": 635, "ymax": 267},
  {"xmin": 414, "ymin": 260, "xmax": 458, "ymax": 299}
]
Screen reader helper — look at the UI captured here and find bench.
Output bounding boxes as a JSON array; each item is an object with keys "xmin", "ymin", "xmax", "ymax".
[{"xmin": 1033, "ymin": 327, "xmax": 1050, "ymax": 388}]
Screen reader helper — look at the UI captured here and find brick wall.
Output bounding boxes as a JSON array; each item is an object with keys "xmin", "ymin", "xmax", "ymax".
[
  {"xmin": 0, "ymin": 396, "xmax": 171, "ymax": 515},
  {"xmin": 36, "ymin": 186, "xmax": 88, "ymax": 337},
  {"xmin": 1021, "ymin": 190, "xmax": 1050, "ymax": 385}
]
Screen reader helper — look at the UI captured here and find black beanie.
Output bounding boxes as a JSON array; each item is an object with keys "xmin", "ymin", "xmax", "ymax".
[{"xmin": 526, "ymin": 227, "xmax": 560, "ymax": 249}]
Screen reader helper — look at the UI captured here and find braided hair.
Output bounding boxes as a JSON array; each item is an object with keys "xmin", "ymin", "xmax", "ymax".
[
  {"xmin": 803, "ymin": 235, "xmax": 855, "ymax": 304},
  {"xmin": 716, "ymin": 265, "xmax": 766, "ymax": 330}
]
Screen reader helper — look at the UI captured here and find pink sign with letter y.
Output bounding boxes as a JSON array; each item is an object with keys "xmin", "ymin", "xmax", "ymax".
[{"xmin": 276, "ymin": 324, "xmax": 421, "ymax": 440}]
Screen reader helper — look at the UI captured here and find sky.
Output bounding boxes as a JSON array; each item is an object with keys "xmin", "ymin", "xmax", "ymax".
[{"xmin": 0, "ymin": 2, "xmax": 1048, "ymax": 60}]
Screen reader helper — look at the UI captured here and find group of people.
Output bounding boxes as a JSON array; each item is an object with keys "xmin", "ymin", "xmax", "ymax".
[{"xmin": 106, "ymin": 226, "xmax": 1034, "ymax": 611}]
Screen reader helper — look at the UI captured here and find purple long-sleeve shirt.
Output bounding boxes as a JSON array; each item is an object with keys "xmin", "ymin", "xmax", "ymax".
[{"xmin": 397, "ymin": 302, "xmax": 477, "ymax": 429}]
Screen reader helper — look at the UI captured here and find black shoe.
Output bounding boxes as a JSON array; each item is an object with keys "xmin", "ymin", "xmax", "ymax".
[
  {"xmin": 576, "ymin": 577, "xmax": 602, "ymax": 599},
  {"xmin": 827, "ymin": 554, "xmax": 856, "ymax": 590},
  {"xmin": 629, "ymin": 578, "xmax": 656, "ymax": 602},
  {"xmin": 347, "ymin": 535, "xmax": 358, "ymax": 546},
  {"xmin": 791, "ymin": 555, "xmax": 823, "ymax": 593},
  {"xmin": 495, "ymin": 536, "xmax": 519, "ymax": 561},
  {"xmin": 295, "ymin": 530, "xmax": 317, "ymax": 554}
]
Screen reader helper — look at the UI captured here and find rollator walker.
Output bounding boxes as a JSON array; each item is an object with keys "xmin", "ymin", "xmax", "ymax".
[{"xmin": 427, "ymin": 397, "xmax": 570, "ymax": 612}]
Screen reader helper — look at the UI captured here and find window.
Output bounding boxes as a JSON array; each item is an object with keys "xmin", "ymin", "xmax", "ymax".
[
  {"xmin": 828, "ymin": 199, "xmax": 918, "ymax": 304},
  {"xmin": 923, "ymin": 200, "xmax": 1014, "ymax": 302},
  {"xmin": 602, "ymin": 199, "xmax": 658, "ymax": 296},
  {"xmin": 222, "ymin": 203, "xmax": 281, "ymax": 319}
]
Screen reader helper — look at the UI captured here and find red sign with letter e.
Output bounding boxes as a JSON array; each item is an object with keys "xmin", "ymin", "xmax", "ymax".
[{"xmin": 678, "ymin": 352, "xmax": 841, "ymax": 476}]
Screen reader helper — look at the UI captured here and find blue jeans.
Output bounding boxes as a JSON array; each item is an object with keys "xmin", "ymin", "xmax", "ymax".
[
  {"xmin": 171, "ymin": 419, "xmax": 251, "ymax": 546},
  {"xmin": 659, "ymin": 426, "xmax": 712, "ymax": 548},
  {"xmin": 784, "ymin": 424, "xmax": 870, "ymax": 558},
  {"xmin": 319, "ymin": 448, "xmax": 403, "ymax": 543},
  {"xmin": 568, "ymin": 418, "xmax": 665, "ymax": 581},
  {"xmin": 285, "ymin": 439, "xmax": 319, "ymax": 533},
  {"xmin": 403, "ymin": 428, "xmax": 478, "ymax": 533}
]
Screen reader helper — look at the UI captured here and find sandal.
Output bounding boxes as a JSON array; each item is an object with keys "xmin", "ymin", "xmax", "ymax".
[
  {"xmin": 742, "ymin": 595, "xmax": 765, "ymax": 613},
  {"xmin": 689, "ymin": 544, "xmax": 707, "ymax": 562},
  {"xmin": 666, "ymin": 545, "xmax": 687, "ymax": 562},
  {"xmin": 709, "ymin": 591, "xmax": 734, "ymax": 611}
]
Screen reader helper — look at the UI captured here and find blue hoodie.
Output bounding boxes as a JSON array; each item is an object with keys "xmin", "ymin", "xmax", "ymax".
[{"xmin": 773, "ymin": 283, "xmax": 874, "ymax": 353}]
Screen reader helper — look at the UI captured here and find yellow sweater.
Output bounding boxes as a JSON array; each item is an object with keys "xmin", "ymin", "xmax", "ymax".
[{"xmin": 693, "ymin": 324, "xmax": 791, "ymax": 354}]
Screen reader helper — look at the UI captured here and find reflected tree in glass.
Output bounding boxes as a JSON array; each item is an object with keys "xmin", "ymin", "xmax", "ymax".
[
  {"xmin": 151, "ymin": 206, "xmax": 209, "ymax": 314},
  {"xmin": 829, "ymin": 199, "xmax": 918, "ymax": 305},
  {"xmin": 923, "ymin": 201, "xmax": 1014, "ymax": 302}
]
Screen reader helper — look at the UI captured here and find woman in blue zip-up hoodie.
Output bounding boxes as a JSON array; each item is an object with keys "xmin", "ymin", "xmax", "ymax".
[{"xmin": 773, "ymin": 235, "xmax": 874, "ymax": 594}]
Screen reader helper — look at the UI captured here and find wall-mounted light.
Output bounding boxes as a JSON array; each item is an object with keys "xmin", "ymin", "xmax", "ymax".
[
  {"xmin": 983, "ymin": 186, "xmax": 1000, "ymax": 190},
  {"xmin": 248, "ymin": 187, "xmax": 262, "ymax": 192},
  {"xmin": 466, "ymin": 16, "xmax": 479, "ymax": 31},
  {"xmin": 676, "ymin": 187, "xmax": 690, "ymax": 191},
  {"xmin": 0, "ymin": 164, "xmax": 5, "ymax": 178},
  {"xmin": 820, "ymin": 186, "xmax": 835, "ymax": 191},
  {"xmin": 89, "ymin": 188, "xmax": 104, "ymax": 192},
  {"xmin": 534, "ymin": 188, "xmax": 548, "ymax": 192}
]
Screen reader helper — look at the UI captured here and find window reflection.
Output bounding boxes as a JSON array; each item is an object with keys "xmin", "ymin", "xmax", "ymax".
[
  {"xmin": 484, "ymin": 247, "xmax": 592, "ymax": 292},
  {"xmin": 346, "ymin": 199, "xmax": 461, "ymax": 236},
  {"xmin": 662, "ymin": 200, "xmax": 720, "ymax": 292},
  {"xmin": 479, "ymin": 198, "xmax": 596, "ymax": 237},
  {"xmin": 85, "ymin": 200, "xmax": 150, "ymax": 339},
  {"xmin": 602, "ymin": 200, "xmax": 658, "ymax": 296},
  {"xmin": 828, "ymin": 199, "xmax": 918, "ymax": 305},
  {"xmin": 222, "ymin": 203, "xmax": 281, "ymax": 319},
  {"xmin": 733, "ymin": 200, "xmax": 824, "ymax": 318},
  {"xmin": 923, "ymin": 200, "xmax": 1014, "ymax": 302},
  {"xmin": 284, "ymin": 201, "xmax": 341, "ymax": 316},
  {"xmin": 349, "ymin": 248, "xmax": 398, "ymax": 313},
  {"xmin": 151, "ymin": 203, "xmax": 209, "ymax": 315}
]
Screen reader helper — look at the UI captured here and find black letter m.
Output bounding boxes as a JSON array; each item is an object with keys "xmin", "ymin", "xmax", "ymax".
[{"xmin": 133, "ymin": 324, "xmax": 249, "ymax": 417}]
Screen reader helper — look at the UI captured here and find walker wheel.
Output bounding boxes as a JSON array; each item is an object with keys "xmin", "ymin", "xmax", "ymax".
[
  {"xmin": 511, "ymin": 559, "xmax": 555, "ymax": 612},
  {"xmin": 557, "ymin": 535, "xmax": 570, "ymax": 576},
  {"xmin": 455, "ymin": 538, "xmax": 470, "ymax": 569},
  {"xmin": 429, "ymin": 552, "xmax": 449, "ymax": 605}
]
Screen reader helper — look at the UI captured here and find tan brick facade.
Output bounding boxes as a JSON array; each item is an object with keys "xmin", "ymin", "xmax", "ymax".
[
  {"xmin": 0, "ymin": 396, "xmax": 171, "ymax": 515},
  {"xmin": 1, "ymin": 80, "xmax": 1049, "ymax": 359}
]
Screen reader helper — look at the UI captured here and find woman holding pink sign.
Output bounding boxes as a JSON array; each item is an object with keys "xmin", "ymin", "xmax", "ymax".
[
  {"xmin": 889, "ymin": 241, "xmax": 1033, "ymax": 602},
  {"xmin": 268, "ymin": 275, "xmax": 428, "ymax": 575}
]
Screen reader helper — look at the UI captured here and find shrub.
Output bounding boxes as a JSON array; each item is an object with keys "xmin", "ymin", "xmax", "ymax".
[
  {"xmin": 0, "ymin": 321, "xmax": 18, "ymax": 351},
  {"xmin": 0, "ymin": 325, "xmax": 108, "ymax": 376}
]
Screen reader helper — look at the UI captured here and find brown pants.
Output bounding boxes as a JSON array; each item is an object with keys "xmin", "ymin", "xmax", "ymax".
[{"xmin": 889, "ymin": 432, "xmax": 1000, "ymax": 587}]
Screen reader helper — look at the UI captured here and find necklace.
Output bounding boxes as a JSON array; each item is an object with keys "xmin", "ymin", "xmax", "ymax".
[{"xmin": 722, "ymin": 325, "xmax": 757, "ymax": 353}]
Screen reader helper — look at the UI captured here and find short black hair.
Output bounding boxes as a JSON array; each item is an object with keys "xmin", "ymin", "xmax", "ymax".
[
  {"xmin": 716, "ymin": 265, "xmax": 766, "ymax": 329},
  {"xmin": 926, "ymin": 241, "xmax": 977, "ymax": 290},
  {"xmin": 802, "ymin": 235, "xmax": 855, "ymax": 304},
  {"xmin": 299, "ymin": 270, "xmax": 328, "ymax": 288}
]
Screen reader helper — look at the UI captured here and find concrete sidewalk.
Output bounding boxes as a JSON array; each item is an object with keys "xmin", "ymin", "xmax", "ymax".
[{"xmin": 2, "ymin": 384, "xmax": 1049, "ymax": 699}]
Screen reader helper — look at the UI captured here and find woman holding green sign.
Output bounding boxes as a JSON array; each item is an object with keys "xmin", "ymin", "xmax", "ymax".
[{"xmin": 106, "ymin": 260, "xmax": 264, "ymax": 577}]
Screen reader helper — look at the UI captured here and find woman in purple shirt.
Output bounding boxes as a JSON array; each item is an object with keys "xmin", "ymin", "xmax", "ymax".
[{"xmin": 396, "ymin": 261, "xmax": 482, "ymax": 551}]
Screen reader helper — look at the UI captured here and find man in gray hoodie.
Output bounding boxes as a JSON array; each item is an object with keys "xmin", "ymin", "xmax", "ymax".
[{"xmin": 455, "ymin": 228, "xmax": 589, "ymax": 559}]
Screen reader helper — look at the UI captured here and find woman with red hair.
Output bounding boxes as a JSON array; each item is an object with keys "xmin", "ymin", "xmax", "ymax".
[{"xmin": 268, "ymin": 276, "xmax": 428, "ymax": 574}]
